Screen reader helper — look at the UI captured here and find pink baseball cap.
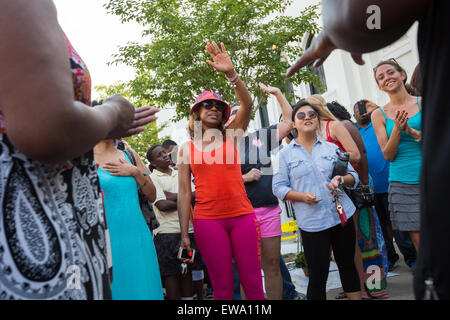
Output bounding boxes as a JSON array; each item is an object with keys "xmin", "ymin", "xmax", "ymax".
[{"xmin": 190, "ymin": 91, "xmax": 231, "ymax": 121}]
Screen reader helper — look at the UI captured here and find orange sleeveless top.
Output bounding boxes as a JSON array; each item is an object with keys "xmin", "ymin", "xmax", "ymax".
[{"xmin": 189, "ymin": 137, "xmax": 254, "ymax": 220}]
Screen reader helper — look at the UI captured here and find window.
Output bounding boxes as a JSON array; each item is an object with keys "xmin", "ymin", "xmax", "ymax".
[
  {"xmin": 306, "ymin": 34, "xmax": 327, "ymax": 94},
  {"xmin": 258, "ymin": 104, "xmax": 270, "ymax": 128}
]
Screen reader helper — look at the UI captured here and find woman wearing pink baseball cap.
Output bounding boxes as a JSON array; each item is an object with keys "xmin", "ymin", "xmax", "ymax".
[{"xmin": 177, "ymin": 41, "xmax": 264, "ymax": 300}]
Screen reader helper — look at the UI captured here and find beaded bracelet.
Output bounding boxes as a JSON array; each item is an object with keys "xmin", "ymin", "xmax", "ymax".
[{"xmin": 226, "ymin": 72, "xmax": 239, "ymax": 88}]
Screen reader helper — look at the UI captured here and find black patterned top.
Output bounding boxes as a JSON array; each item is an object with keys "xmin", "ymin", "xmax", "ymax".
[{"xmin": 0, "ymin": 33, "xmax": 112, "ymax": 300}]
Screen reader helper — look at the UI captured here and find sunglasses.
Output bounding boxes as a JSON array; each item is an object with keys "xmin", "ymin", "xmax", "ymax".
[
  {"xmin": 200, "ymin": 100, "xmax": 227, "ymax": 112},
  {"xmin": 230, "ymin": 108, "xmax": 239, "ymax": 116},
  {"xmin": 373, "ymin": 57, "xmax": 399, "ymax": 71},
  {"xmin": 296, "ymin": 110, "xmax": 318, "ymax": 120}
]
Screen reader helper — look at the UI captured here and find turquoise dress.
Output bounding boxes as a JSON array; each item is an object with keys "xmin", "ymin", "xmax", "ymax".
[{"xmin": 98, "ymin": 152, "xmax": 164, "ymax": 300}]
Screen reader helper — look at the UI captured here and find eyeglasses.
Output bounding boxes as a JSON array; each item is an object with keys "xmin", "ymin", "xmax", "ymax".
[
  {"xmin": 373, "ymin": 57, "xmax": 399, "ymax": 71},
  {"xmin": 200, "ymin": 100, "xmax": 227, "ymax": 112},
  {"xmin": 296, "ymin": 110, "xmax": 318, "ymax": 120}
]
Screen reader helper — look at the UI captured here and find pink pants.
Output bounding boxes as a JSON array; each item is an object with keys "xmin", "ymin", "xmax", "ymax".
[{"xmin": 193, "ymin": 213, "xmax": 264, "ymax": 300}]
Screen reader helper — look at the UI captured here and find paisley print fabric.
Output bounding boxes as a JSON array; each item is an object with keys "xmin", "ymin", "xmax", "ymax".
[{"xmin": 0, "ymin": 34, "xmax": 112, "ymax": 299}]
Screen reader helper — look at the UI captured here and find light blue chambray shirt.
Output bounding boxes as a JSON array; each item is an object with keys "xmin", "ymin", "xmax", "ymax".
[{"xmin": 272, "ymin": 138, "xmax": 358, "ymax": 232}]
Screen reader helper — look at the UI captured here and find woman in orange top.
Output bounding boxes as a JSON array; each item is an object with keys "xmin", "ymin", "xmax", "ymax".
[{"xmin": 177, "ymin": 41, "xmax": 264, "ymax": 300}]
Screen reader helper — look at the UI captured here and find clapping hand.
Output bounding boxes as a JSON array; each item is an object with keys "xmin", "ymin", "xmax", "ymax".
[{"xmin": 393, "ymin": 109, "xmax": 409, "ymax": 131}]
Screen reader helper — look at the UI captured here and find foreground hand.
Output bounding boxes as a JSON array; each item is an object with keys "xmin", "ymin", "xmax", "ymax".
[
  {"xmin": 104, "ymin": 95, "xmax": 159, "ymax": 139},
  {"xmin": 302, "ymin": 192, "xmax": 322, "ymax": 205},
  {"xmin": 102, "ymin": 158, "xmax": 139, "ymax": 177},
  {"xmin": 123, "ymin": 106, "xmax": 159, "ymax": 137},
  {"xmin": 205, "ymin": 41, "xmax": 235, "ymax": 76},
  {"xmin": 286, "ymin": 31, "xmax": 364, "ymax": 78},
  {"xmin": 259, "ymin": 83, "xmax": 281, "ymax": 96}
]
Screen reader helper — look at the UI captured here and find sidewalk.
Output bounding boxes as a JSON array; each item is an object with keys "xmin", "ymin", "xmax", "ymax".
[{"xmin": 282, "ymin": 240, "xmax": 416, "ymax": 300}]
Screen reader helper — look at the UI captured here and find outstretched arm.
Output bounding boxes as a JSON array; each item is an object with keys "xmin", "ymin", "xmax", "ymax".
[
  {"xmin": 0, "ymin": 0, "xmax": 157, "ymax": 163},
  {"xmin": 259, "ymin": 83, "xmax": 294, "ymax": 143},
  {"xmin": 287, "ymin": 0, "xmax": 430, "ymax": 77},
  {"xmin": 205, "ymin": 41, "xmax": 252, "ymax": 132}
]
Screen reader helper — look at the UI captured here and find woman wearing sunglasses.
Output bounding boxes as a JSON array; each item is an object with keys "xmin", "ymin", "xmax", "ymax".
[
  {"xmin": 371, "ymin": 59, "xmax": 422, "ymax": 252},
  {"xmin": 273, "ymin": 100, "xmax": 362, "ymax": 300},
  {"xmin": 306, "ymin": 95, "xmax": 361, "ymax": 165},
  {"xmin": 177, "ymin": 41, "xmax": 264, "ymax": 300}
]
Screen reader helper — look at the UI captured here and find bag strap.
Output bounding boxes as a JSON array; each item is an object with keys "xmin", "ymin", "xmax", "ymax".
[{"xmin": 124, "ymin": 150, "xmax": 137, "ymax": 167}]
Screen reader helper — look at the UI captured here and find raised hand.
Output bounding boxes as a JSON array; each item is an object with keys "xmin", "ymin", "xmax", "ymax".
[
  {"xmin": 259, "ymin": 83, "xmax": 281, "ymax": 96},
  {"xmin": 205, "ymin": 41, "xmax": 235, "ymax": 76}
]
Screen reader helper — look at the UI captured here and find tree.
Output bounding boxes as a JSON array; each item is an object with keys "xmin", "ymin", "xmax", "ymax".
[
  {"xmin": 104, "ymin": 0, "xmax": 322, "ymax": 121},
  {"xmin": 94, "ymin": 82, "xmax": 169, "ymax": 160}
]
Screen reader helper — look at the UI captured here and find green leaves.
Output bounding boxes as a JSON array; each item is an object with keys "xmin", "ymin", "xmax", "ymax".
[{"xmin": 104, "ymin": 0, "xmax": 321, "ymax": 122}]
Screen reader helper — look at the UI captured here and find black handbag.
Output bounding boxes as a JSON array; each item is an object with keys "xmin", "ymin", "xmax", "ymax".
[
  {"xmin": 124, "ymin": 150, "xmax": 160, "ymax": 232},
  {"xmin": 344, "ymin": 184, "xmax": 375, "ymax": 209}
]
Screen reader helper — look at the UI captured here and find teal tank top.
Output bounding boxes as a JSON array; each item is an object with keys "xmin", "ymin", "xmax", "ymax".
[{"xmin": 380, "ymin": 97, "xmax": 422, "ymax": 184}]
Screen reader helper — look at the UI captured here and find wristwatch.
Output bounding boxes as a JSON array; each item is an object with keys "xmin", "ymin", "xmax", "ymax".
[{"xmin": 339, "ymin": 176, "xmax": 344, "ymax": 186}]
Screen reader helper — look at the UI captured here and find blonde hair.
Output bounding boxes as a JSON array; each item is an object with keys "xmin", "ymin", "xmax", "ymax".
[
  {"xmin": 187, "ymin": 108, "xmax": 227, "ymax": 140},
  {"xmin": 304, "ymin": 94, "xmax": 337, "ymax": 122}
]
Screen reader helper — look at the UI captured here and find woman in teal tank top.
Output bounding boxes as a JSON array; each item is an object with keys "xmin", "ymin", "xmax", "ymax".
[
  {"xmin": 94, "ymin": 139, "xmax": 164, "ymax": 300},
  {"xmin": 371, "ymin": 59, "xmax": 422, "ymax": 252}
]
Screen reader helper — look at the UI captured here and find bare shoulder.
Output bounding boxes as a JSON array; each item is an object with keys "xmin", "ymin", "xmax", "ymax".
[
  {"xmin": 177, "ymin": 142, "xmax": 191, "ymax": 165},
  {"xmin": 371, "ymin": 107, "xmax": 385, "ymax": 121}
]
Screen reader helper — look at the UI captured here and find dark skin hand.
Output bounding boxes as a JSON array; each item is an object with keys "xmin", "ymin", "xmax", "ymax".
[
  {"xmin": 286, "ymin": 0, "xmax": 431, "ymax": 77},
  {"xmin": 0, "ymin": 0, "xmax": 158, "ymax": 163}
]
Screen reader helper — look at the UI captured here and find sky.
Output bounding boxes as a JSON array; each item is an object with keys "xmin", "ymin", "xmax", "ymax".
[{"xmin": 53, "ymin": 0, "xmax": 145, "ymax": 99}]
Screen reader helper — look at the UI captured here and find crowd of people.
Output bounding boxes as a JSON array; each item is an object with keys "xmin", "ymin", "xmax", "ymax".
[{"xmin": 0, "ymin": 0, "xmax": 448, "ymax": 301}]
